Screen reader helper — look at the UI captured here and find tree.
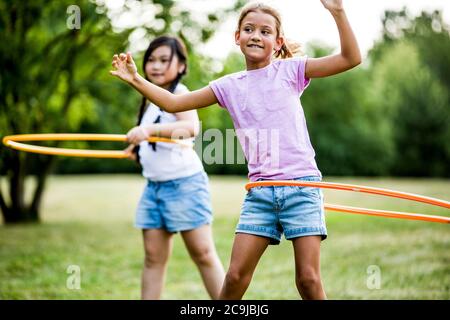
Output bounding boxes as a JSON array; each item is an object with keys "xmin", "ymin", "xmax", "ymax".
[
  {"xmin": 301, "ymin": 43, "xmax": 395, "ymax": 176},
  {"xmin": 0, "ymin": 0, "xmax": 242, "ymax": 223},
  {"xmin": 198, "ymin": 51, "xmax": 247, "ymax": 175},
  {"xmin": 0, "ymin": 0, "xmax": 133, "ymax": 223},
  {"xmin": 369, "ymin": 9, "xmax": 450, "ymax": 176}
]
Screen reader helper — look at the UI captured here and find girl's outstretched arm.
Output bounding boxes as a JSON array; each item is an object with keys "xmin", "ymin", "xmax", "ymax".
[
  {"xmin": 110, "ymin": 53, "xmax": 218, "ymax": 112},
  {"xmin": 305, "ymin": 0, "xmax": 362, "ymax": 79}
]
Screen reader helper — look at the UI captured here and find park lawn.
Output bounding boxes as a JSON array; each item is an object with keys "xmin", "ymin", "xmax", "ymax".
[{"xmin": 0, "ymin": 175, "xmax": 449, "ymax": 299}]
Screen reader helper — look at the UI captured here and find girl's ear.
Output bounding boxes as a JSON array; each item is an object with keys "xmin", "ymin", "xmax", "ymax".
[
  {"xmin": 275, "ymin": 35, "xmax": 285, "ymax": 52},
  {"xmin": 178, "ymin": 62, "xmax": 186, "ymax": 74},
  {"xmin": 235, "ymin": 30, "xmax": 241, "ymax": 45}
]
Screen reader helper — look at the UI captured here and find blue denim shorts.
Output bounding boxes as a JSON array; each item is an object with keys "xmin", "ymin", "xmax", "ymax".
[
  {"xmin": 237, "ymin": 176, "xmax": 327, "ymax": 245},
  {"xmin": 135, "ymin": 171, "xmax": 213, "ymax": 232}
]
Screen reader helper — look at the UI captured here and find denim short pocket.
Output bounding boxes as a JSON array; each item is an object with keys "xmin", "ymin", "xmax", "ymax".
[
  {"xmin": 173, "ymin": 172, "xmax": 206, "ymax": 194},
  {"xmin": 291, "ymin": 176, "xmax": 321, "ymax": 200},
  {"xmin": 245, "ymin": 186, "xmax": 259, "ymax": 199},
  {"xmin": 175, "ymin": 182, "xmax": 195, "ymax": 194},
  {"xmin": 298, "ymin": 186, "xmax": 320, "ymax": 200}
]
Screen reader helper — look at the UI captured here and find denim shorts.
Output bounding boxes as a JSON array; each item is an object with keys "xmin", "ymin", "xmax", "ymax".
[
  {"xmin": 237, "ymin": 176, "xmax": 327, "ymax": 245},
  {"xmin": 135, "ymin": 171, "xmax": 213, "ymax": 232}
]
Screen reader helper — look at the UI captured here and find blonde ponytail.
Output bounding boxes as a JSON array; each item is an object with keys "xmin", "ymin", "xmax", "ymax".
[{"xmin": 275, "ymin": 39, "xmax": 302, "ymax": 59}]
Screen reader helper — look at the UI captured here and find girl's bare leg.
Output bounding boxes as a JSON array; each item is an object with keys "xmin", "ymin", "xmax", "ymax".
[
  {"xmin": 181, "ymin": 224, "xmax": 225, "ymax": 299},
  {"xmin": 141, "ymin": 228, "xmax": 173, "ymax": 300},
  {"xmin": 219, "ymin": 233, "xmax": 271, "ymax": 300},
  {"xmin": 292, "ymin": 235, "xmax": 326, "ymax": 300}
]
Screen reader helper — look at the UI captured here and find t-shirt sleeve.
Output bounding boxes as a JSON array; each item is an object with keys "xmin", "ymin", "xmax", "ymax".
[
  {"xmin": 174, "ymin": 83, "xmax": 190, "ymax": 94},
  {"xmin": 296, "ymin": 56, "xmax": 311, "ymax": 93},
  {"xmin": 209, "ymin": 77, "xmax": 227, "ymax": 109}
]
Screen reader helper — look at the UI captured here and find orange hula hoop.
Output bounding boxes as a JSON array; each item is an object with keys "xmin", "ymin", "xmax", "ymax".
[
  {"xmin": 245, "ymin": 181, "xmax": 450, "ymax": 224},
  {"xmin": 2, "ymin": 134, "xmax": 193, "ymax": 159}
]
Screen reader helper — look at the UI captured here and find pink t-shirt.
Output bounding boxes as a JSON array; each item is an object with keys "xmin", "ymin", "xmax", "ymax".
[{"xmin": 209, "ymin": 56, "xmax": 321, "ymax": 182}]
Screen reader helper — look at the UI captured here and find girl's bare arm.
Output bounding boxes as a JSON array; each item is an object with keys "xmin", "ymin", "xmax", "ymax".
[
  {"xmin": 306, "ymin": 0, "xmax": 362, "ymax": 79},
  {"xmin": 110, "ymin": 53, "xmax": 217, "ymax": 112}
]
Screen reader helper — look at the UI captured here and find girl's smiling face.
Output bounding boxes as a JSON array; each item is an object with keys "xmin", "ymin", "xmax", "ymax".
[
  {"xmin": 145, "ymin": 45, "xmax": 185, "ymax": 89},
  {"xmin": 235, "ymin": 10, "xmax": 284, "ymax": 70}
]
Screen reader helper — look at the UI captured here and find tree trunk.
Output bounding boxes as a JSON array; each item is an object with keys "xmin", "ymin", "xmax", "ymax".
[
  {"xmin": 0, "ymin": 153, "xmax": 55, "ymax": 224},
  {"xmin": 2, "ymin": 207, "xmax": 39, "ymax": 224}
]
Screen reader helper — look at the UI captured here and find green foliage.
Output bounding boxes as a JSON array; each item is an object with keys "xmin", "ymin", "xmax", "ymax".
[
  {"xmin": 1, "ymin": 4, "xmax": 449, "ymax": 224},
  {"xmin": 1, "ymin": 0, "xmax": 135, "ymax": 222},
  {"xmin": 369, "ymin": 9, "xmax": 450, "ymax": 176},
  {"xmin": 0, "ymin": 0, "xmax": 242, "ymax": 222},
  {"xmin": 195, "ymin": 9, "xmax": 450, "ymax": 177},
  {"xmin": 197, "ymin": 52, "xmax": 247, "ymax": 175},
  {"xmin": 303, "ymin": 42, "xmax": 395, "ymax": 176}
]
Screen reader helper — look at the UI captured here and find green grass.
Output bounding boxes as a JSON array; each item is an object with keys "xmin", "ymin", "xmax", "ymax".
[{"xmin": 0, "ymin": 175, "xmax": 449, "ymax": 299}]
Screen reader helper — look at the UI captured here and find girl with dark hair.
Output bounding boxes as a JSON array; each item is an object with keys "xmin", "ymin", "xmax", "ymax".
[{"xmin": 124, "ymin": 36, "xmax": 224, "ymax": 300}]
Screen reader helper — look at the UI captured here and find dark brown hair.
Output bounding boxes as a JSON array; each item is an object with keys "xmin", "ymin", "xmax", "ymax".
[
  {"xmin": 133, "ymin": 36, "xmax": 188, "ymax": 162},
  {"xmin": 136, "ymin": 36, "xmax": 188, "ymax": 126}
]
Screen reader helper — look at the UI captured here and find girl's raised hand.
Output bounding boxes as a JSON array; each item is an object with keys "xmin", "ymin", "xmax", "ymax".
[
  {"xmin": 110, "ymin": 52, "xmax": 138, "ymax": 83},
  {"xmin": 320, "ymin": 0, "xmax": 343, "ymax": 13}
]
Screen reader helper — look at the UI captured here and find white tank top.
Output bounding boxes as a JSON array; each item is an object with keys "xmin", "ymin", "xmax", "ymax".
[{"xmin": 138, "ymin": 83, "xmax": 204, "ymax": 181}]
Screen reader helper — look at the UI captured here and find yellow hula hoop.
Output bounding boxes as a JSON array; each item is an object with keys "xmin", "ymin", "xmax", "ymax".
[
  {"xmin": 245, "ymin": 181, "xmax": 450, "ymax": 224},
  {"xmin": 2, "ymin": 134, "xmax": 193, "ymax": 159}
]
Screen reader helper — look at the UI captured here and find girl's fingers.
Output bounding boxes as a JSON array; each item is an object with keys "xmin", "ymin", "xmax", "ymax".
[
  {"xmin": 126, "ymin": 132, "xmax": 135, "ymax": 144},
  {"xmin": 119, "ymin": 53, "xmax": 126, "ymax": 60},
  {"xmin": 126, "ymin": 143, "xmax": 136, "ymax": 151},
  {"xmin": 126, "ymin": 52, "xmax": 134, "ymax": 64}
]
